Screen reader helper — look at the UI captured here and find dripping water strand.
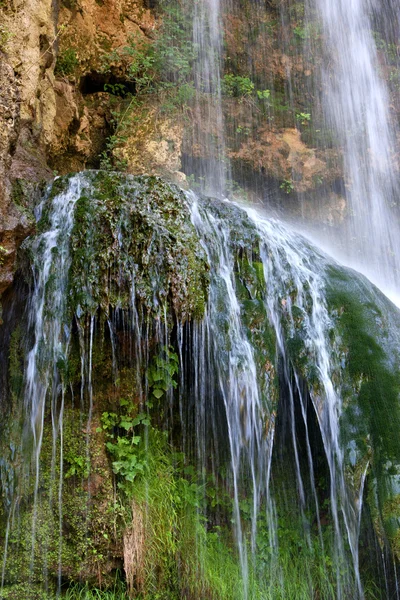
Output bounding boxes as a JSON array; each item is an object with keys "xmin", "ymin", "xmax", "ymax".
[{"xmin": 24, "ymin": 176, "xmax": 84, "ymax": 581}]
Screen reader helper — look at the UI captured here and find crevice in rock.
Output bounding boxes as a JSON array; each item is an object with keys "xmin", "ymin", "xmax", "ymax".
[
  {"xmin": 143, "ymin": 0, "xmax": 158, "ymax": 9},
  {"xmin": 79, "ymin": 71, "xmax": 136, "ymax": 96}
]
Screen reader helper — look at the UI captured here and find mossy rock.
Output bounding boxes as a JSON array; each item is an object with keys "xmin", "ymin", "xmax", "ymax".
[
  {"xmin": 1, "ymin": 405, "xmax": 122, "ymax": 587},
  {"xmin": 30, "ymin": 172, "xmax": 209, "ymax": 323},
  {"xmin": 324, "ymin": 264, "xmax": 400, "ymax": 556}
]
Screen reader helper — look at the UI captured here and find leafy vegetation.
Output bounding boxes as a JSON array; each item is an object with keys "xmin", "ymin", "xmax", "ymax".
[
  {"xmin": 296, "ymin": 111, "xmax": 311, "ymax": 125},
  {"xmin": 101, "ymin": 2, "xmax": 196, "ymax": 108},
  {"xmin": 222, "ymin": 74, "xmax": 255, "ymax": 97},
  {"xmin": 280, "ymin": 178, "xmax": 295, "ymax": 194},
  {"xmin": 54, "ymin": 48, "xmax": 79, "ymax": 76}
]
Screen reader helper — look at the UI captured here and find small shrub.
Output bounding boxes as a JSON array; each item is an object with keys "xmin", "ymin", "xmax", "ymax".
[
  {"xmin": 222, "ymin": 73, "xmax": 255, "ymax": 97},
  {"xmin": 280, "ymin": 179, "xmax": 295, "ymax": 194},
  {"xmin": 296, "ymin": 111, "xmax": 311, "ymax": 125},
  {"xmin": 55, "ymin": 48, "xmax": 79, "ymax": 76},
  {"xmin": 257, "ymin": 89, "xmax": 271, "ymax": 100}
]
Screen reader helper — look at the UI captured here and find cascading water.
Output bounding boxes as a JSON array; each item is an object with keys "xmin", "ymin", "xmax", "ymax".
[
  {"xmin": 190, "ymin": 195, "xmax": 376, "ymax": 598},
  {"xmin": 189, "ymin": 198, "xmax": 276, "ymax": 599},
  {"xmin": 305, "ymin": 0, "xmax": 400, "ymax": 300},
  {"xmin": 23, "ymin": 175, "xmax": 87, "ymax": 586},
  {"xmin": 2, "ymin": 171, "xmax": 400, "ymax": 598},
  {"xmin": 187, "ymin": 0, "xmax": 400, "ymax": 302}
]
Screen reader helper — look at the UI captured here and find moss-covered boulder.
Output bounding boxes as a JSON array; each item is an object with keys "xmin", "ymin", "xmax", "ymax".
[{"xmin": 32, "ymin": 171, "xmax": 209, "ymax": 322}]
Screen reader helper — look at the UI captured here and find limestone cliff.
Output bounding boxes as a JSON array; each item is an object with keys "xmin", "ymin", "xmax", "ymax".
[{"xmin": 0, "ymin": 0, "xmax": 155, "ymax": 294}]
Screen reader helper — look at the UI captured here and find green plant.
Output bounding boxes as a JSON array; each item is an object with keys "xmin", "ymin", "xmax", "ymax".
[
  {"xmin": 121, "ymin": 32, "xmax": 157, "ymax": 94},
  {"xmin": 104, "ymin": 82, "xmax": 127, "ymax": 96},
  {"xmin": 147, "ymin": 345, "xmax": 179, "ymax": 408},
  {"xmin": 0, "ymin": 23, "xmax": 12, "ymax": 51},
  {"xmin": 222, "ymin": 74, "xmax": 255, "ymax": 98},
  {"xmin": 154, "ymin": 3, "xmax": 196, "ymax": 86},
  {"xmin": 54, "ymin": 48, "xmax": 78, "ymax": 76},
  {"xmin": 0, "ymin": 583, "xmax": 55, "ymax": 599},
  {"xmin": 293, "ymin": 24, "xmax": 306, "ymax": 40},
  {"xmin": 280, "ymin": 179, "xmax": 295, "ymax": 194},
  {"xmin": 64, "ymin": 451, "xmax": 90, "ymax": 479},
  {"xmin": 99, "ymin": 100, "xmax": 136, "ymax": 171},
  {"xmin": 236, "ymin": 125, "xmax": 250, "ymax": 135},
  {"xmin": 98, "ymin": 399, "xmax": 150, "ymax": 492},
  {"xmin": 293, "ymin": 19, "xmax": 321, "ymax": 42},
  {"xmin": 257, "ymin": 89, "xmax": 271, "ymax": 100},
  {"xmin": 101, "ymin": 2, "xmax": 196, "ymax": 107},
  {"xmin": 62, "ymin": 578, "xmax": 129, "ymax": 599},
  {"xmin": 373, "ymin": 31, "xmax": 398, "ymax": 65},
  {"xmin": 389, "ymin": 67, "xmax": 400, "ymax": 90},
  {"xmin": 296, "ymin": 111, "xmax": 311, "ymax": 125}
]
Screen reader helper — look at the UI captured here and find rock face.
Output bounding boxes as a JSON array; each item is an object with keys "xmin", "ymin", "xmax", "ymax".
[
  {"xmin": 0, "ymin": 0, "xmax": 56, "ymax": 294},
  {"xmin": 0, "ymin": 0, "xmax": 154, "ymax": 294},
  {"xmin": 116, "ymin": 102, "xmax": 185, "ymax": 184},
  {"xmin": 0, "ymin": 60, "xmax": 27, "ymax": 296}
]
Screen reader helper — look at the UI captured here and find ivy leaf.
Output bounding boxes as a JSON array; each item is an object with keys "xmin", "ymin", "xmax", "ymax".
[{"xmin": 150, "ymin": 370, "xmax": 164, "ymax": 382}]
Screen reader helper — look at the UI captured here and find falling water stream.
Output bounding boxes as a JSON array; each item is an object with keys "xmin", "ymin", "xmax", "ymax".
[
  {"xmin": 190, "ymin": 196, "xmax": 371, "ymax": 598},
  {"xmin": 305, "ymin": 0, "xmax": 400, "ymax": 301}
]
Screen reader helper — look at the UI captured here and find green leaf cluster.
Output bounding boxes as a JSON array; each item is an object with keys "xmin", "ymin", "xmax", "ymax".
[
  {"xmin": 54, "ymin": 48, "xmax": 79, "ymax": 76},
  {"xmin": 99, "ymin": 399, "xmax": 150, "ymax": 490},
  {"xmin": 147, "ymin": 345, "xmax": 179, "ymax": 407},
  {"xmin": 222, "ymin": 74, "xmax": 255, "ymax": 98},
  {"xmin": 280, "ymin": 179, "xmax": 295, "ymax": 194}
]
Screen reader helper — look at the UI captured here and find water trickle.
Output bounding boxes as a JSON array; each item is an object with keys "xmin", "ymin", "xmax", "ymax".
[
  {"xmin": 190, "ymin": 198, "xmax": 275, "ymax": 598},
  {"xmin": 23, "ymin": 175, "xmax": 87, "ymax": 574},
  {"xmin": 191, "ymin": 0, "xmax": 229, "ymax": 196}
]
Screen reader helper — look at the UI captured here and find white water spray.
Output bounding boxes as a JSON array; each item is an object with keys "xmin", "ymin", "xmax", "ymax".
[{"xmin": 310, "ymin": 0, "xmax": 400, "ymax": 300}]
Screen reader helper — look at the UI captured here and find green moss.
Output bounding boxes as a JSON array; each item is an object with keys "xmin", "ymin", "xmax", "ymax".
[
  {"xmin": 0, "ymin": 583, "xmax": 55, "ymax": 600},
  {"xmin": 326, "ymin": 267, "xmax": 400, "ymax": 465},
  {"xmin": 8, "ymin": 325, "xmax": 24, "ymax": 403},
  {"xmin": 325, "ymin": 265, "xmax": 400, "ymax": 561},
  {"xmin": 35, "ymin": 176, "xmax": 71, "ymax": 235},
  {"xmin": 1, "ymin": 404, "xmax": 121, "ymax": 588},
  {"xmin": 66, "ymin": 172, "xmax": 209, "ymax": 322},
  {"xmin": 10, "ymin": 179, "xmax": 36, "ymax": 223}
]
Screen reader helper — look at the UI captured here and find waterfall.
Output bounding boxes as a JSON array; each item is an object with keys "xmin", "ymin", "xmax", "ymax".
[
  {"xmin": 187, "ymin": 0, "xmax": 400, "ymax": 299},
  {"xmin": 307, "ymin": 0, "xmax": 400, "ymax": 301},
  {"xmin": 190, "ymin": 195, "xmax": 373, "ymax": 597},
  {"xmin": 23, "ymin": 175, "xmax": 85, "ymax": 582},
  {"xmin": 2, "ymin": 172, "xmax": 400, "ymax": 596}
]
